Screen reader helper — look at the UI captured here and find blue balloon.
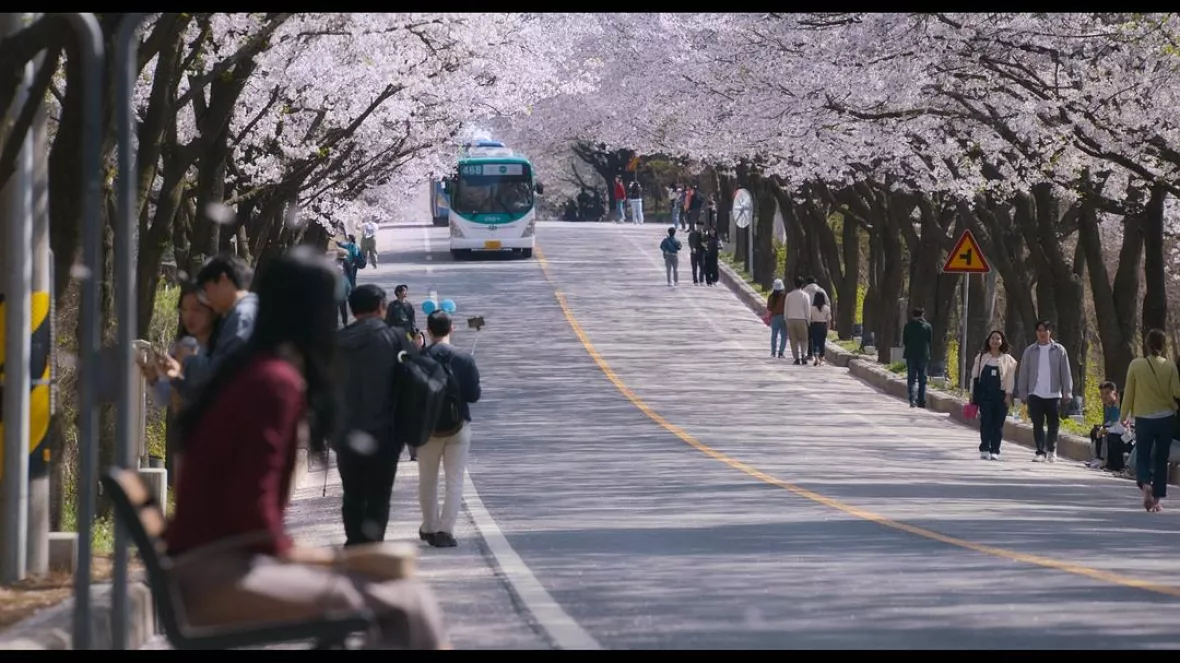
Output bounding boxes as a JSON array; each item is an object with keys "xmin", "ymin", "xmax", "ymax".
[
  {"xmin": 422, "ymin": 299, "xmax": 437, "ymax": 314},
  {"xmin": 441, "ymin": 298, "xmax": 457, "ymax": 313}
]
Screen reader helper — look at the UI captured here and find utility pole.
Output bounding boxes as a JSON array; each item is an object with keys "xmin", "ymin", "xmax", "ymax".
[
  {"xmin": 28, "ymin": 15, "xmax": 51, "ymax": 574},
  {"xmin": 1, "ymin": 12, "xmax": 35, "ymax": 584}
]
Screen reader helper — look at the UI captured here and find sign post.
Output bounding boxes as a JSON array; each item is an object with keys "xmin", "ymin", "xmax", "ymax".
[
  {"xmin": 733, "ymin": 188, "xmax": 753, "ymax": 276},
  {"xmin": 941, "ymin": 229, "xmax": 991, "ymax": 392}
]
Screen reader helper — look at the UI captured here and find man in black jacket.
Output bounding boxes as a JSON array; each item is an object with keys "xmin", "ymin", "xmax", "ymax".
[
  {"xmin": 385, "ymin": 284, "xmax": 418, "ymax": 338},
  {"xmin": 418, "ymin": 311, "xmax": 481, "ymax": 548},
  {"xmin": 336, "ymin": 284, "xmax": 415, "ymax": 546},
  {"xmin": 687, "ymin": 223, "xmax": 704, "ymax": 285}
]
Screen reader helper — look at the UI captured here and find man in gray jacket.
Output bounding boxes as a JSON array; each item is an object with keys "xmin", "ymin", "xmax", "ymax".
[
  {"xmin": 335, "ymin": 284, "xmax": 415, "ymax": 545},
  {"xmin": 1014, "ymin": 319, "xmax": 1073, "ymax": 463}
]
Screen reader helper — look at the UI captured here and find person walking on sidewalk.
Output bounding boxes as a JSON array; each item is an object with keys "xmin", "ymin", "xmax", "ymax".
[
  {"xmin": 1120, "ymin": 328, "xmax": 1180, "ymax": 512},
  {"xmin": 784, "ymin": 277, "xmax": 812, "ymax": 365},
  {"xmin": 336, "ymin": 284, "xmax": 416, "ymax": 546},
  {"xmin": 1014, "ymin": 319, "xmax": 1073, "ymax": 463},
  {"xmin": 902, "ymin": 308, "xmax": 932, "ymax": 408},
  {"xmin": 808, "ymin": 291, "xmax": 832, "ymax": 366},
  {"xmin": 766, "ymin": 279, "xmax": 787, "ymax": 358},
  {"xmin": 970, "ymin": 329, "xmax": 1017, "ymax": 460},
  {"xmin": 703, "ymin": 227, "xmax": 721, "ymax": 286},
  {"xmin": 660, "ymin": 226, "xmax": 682, "ymax": 286},
  {"xmin": 360, "ymin": 218, "xmax": 380, "ymax": 268},
  {"xmin": 688, "ymin": 223, "xmax": 705, "ymax": 285},
  {"xmin": 613, "ymin": 176, "xmax": 627, "ymax": 223},
  {"xmin": 419, "ymin": 311, "xmax": 482, "ymax": 548},
  {"xmin": 627, "ymin": 179, "xmax": 645, "ymax": 225}
]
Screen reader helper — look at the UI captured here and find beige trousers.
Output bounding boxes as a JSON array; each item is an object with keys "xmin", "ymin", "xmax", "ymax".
[
  {"xmin": 417, "ymin": 425, "xmax": 471, "ymax": 535},
  {"xmin": 786, "ymin": 319, "xmax": 810, "ymax": 360}
]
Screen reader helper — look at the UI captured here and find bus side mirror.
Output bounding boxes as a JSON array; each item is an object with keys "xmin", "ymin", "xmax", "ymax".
[{"xmin": 534, "ymin": 182, "xmax": 544, "ymax": 195}]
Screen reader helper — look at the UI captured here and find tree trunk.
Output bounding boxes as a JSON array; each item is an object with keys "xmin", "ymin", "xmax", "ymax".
[
  {"xmin": 1077, "ymin": 184, "xmax": 1141, "ymax": 390},
  {"xmin": 752, "ymin": 177, "xmax": 777, "ymax": 289},
  {"xmin": 963, "ymin": 199, "xmax": 1039, "ymax": 348},
  {"xmin": 1141, "ymin": 183, "xmax": 1168, "ymax": 334},
  {"xmin": 1017, "ymin": 185, "xmax": 1085, "ymax": 393},
  {"xmin": 873, "ymin": 189, "xmax": 909, "ymax": 363}
]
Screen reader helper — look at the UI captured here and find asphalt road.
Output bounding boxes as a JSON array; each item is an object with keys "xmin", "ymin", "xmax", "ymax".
[{"xmin": 156, "ymin": 219, "xmax": 1180, "ymax": 649}]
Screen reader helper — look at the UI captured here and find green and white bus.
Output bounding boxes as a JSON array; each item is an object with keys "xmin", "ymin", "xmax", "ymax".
[{"xmin": 444, "ymin": 140, "xmax": 543, "ymax": 259}]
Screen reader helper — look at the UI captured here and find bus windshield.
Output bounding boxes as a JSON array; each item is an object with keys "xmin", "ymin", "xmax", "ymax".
[{"xmin": 453, "ymin": 164, "xmax": 534, "ymax": 216}]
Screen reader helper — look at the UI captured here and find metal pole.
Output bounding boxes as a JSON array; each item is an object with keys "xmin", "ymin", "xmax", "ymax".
[
  {"xmin": 960, "ymin": 275, "xmax": 970, "ymax": 391},
  {"xmin": 746, "ymin": 222, "xmax": 754, "ymax": 278},
  {"xmin": 65, "ymin": 12, "xmax": 106, "ymax": 652},
  {"xmin": 112, "ymin": 12, "xmax": 146, "ymax": 651},
  {"xmin": 1, "ymin": 30, "xmax": 35, "ymax": 586},
  {"xmin": 27, "ymin": 11, "xmax": 51, "ymax": 576}
]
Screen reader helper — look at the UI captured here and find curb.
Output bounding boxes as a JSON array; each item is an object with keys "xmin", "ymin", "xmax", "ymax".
[
  {"xmin": 714, "ymin": 259, "xmax": 1105, "ymax": 467},
  {"xmin": 0, "ymin": 579, "xmax": 154, "ymax": 650}
]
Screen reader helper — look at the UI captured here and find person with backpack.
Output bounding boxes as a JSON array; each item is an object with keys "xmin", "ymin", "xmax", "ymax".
[
  {"xmin": 335, "ymin": 284, "xmax": 417, "ymax": 546},
  {"xmin": 418, "ymin": 310, "xmax": 481, "ymax": 548},
  {"xmin": 660, "ymin": 226, "xmax": 682, "ymax": 287}
]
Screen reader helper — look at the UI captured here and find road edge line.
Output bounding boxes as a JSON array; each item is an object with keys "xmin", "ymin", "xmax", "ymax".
[{"xmin": 462, "ymin": 474, "xmax": 604, "ymax": 650}]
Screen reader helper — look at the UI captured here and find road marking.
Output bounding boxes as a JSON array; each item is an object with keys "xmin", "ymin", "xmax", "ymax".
[
  {"xmin": 533, "ymin": 245, "xmax": 1180, "ymax": 599},
  {"xmin": 409, "ymin": 226, "xmax": 595, "ymax": 649},
  {"xmin": 463, "ymin": 475, "xmax": 604, "ymax": 650}
]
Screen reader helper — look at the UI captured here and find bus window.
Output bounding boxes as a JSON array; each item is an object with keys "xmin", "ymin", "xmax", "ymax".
[{"xmin": 453, "ymin": 172, "xmax": 534, "ymax": 215}]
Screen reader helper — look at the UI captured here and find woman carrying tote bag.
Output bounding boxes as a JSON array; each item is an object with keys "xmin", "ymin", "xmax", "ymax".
[{"xmin": 969, "ymin": 330, "xmax": 1018, "ymax": 461}]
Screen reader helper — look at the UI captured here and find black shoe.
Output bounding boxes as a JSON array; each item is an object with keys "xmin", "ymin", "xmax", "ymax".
[
  {"xmin": 419, "ymin": 529, "xmax": 435, "ymax": 545},
  {"xmin": 793, "ymin": 359, "xmax": 801, "ymax": 365},
  {"xmin": 431, "ymin": 532, "xmax": 457, "ymax": 548},
  {"xmin": 909, "ymin": 401, "xmax": 916, "ymax": 408}
]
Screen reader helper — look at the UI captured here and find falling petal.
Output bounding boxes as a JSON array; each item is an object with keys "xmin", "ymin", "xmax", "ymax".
[
  {"xmin": 176, "ymin": 270, "xmax": 189, "ymax": 282},
  {"xmin": 57, "ymin": 352, "xmax": 77, "ymax": 370},
  {"xmin": 205, "ymin": 202, "xmax": 236, "ymax": 225},
  {"xmin": 361, "ymin": 519, "xmax": 383, "ymax": 540},
  {"xmin": 285, "ymin": 204, "xmax": 305, "ymax": 229},
  {"xmin": 70, "ymin": 263, "xmax": 92, "ymax": 280},
  {"xmin": 346, "ymin": 430, "xmax": 377, "ymax": 457}
]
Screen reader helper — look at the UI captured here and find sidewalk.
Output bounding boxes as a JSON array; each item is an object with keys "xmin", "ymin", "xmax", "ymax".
[{"xmin": 141, "ymin": 451, "xmax": 549, "ymax": 650}]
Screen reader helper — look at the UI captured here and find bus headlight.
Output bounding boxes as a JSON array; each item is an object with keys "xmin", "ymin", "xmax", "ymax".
[{"xmin": 450, "ymin": 223, "xmax": 464, "ymax": 238}]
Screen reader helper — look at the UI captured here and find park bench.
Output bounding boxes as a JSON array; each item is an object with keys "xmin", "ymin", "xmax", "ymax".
[{"xmin": 101, "ymin": 467, "xmax": 373, "ymax": 650}]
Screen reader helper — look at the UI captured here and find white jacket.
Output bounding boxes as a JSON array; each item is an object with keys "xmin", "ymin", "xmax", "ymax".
[{"xmin": 785, "ymin": 289, "xmax": 812, "ymax": 320}]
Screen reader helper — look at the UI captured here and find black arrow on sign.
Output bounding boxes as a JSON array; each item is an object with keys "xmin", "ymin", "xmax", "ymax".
[{"xmin": 959, "ymin": 249, "xmax": 972, "ymax": 265}]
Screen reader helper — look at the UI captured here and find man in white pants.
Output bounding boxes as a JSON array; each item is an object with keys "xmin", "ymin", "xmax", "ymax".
[{"xmin": 418, "ymin": 310, "xmax": 482, "ymax": 548}]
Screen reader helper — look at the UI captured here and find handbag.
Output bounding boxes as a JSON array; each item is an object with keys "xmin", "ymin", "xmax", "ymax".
[
  {"xmin": 762, "ymin": 310, "xmax": 772, "ymax": 326},
  {"xmin": 962, "ymin": 402, "xmax": 979, "ymax": 420}
]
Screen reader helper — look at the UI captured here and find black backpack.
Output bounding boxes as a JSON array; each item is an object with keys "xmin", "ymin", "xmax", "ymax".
[
  {"xmin": 352, "ymin": 247, "xmax": 367, "ymax": 270},
  {"xmin": 391, "ymin": 343, "xmax": 449, "ymax": 449},
  {"xmin": 431, "ymin": 348, "xmax": 465, "ymax": 436}
]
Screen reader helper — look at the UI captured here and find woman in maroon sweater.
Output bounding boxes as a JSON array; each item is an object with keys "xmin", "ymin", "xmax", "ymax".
[{"xmin": 165, "ymin": 246, "xmax": 446, "ymax": 650}]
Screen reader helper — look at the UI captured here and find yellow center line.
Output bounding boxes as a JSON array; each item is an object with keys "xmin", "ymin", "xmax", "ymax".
[{"xmin": 533, "ymin": 246, "xmax": 1180, "ymax": 599}]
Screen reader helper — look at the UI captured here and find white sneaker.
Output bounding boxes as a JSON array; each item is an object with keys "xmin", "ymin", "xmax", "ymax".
[
  {"xmin": 990, "ymin": 452, "xmax": 1001, "ymax": 461},
  {"xmin": 1047, "ymin": 451, "xmax": 1057, "ymax": 463},
  {"xmin": 1033, "ymin": 454, "xmax": 1045, "ymax": 463},
  {"xmin": 980, "ymin": 451, "xmax": 990, "ymax": 460}
]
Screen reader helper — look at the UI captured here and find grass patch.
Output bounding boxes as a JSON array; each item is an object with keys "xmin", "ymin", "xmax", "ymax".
[
  {"xmin": 887, "ymin": 361, "xmax": 906, "ymax": 375},
  {"xmin": 719, "ymin": 250, "xmax": 770, "ymax": 296}
]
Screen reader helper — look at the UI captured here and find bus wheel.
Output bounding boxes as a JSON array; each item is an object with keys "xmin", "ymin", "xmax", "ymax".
[{"xmin": 521, "ymin": 248, "xmax": 533, "ymax": 259}]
